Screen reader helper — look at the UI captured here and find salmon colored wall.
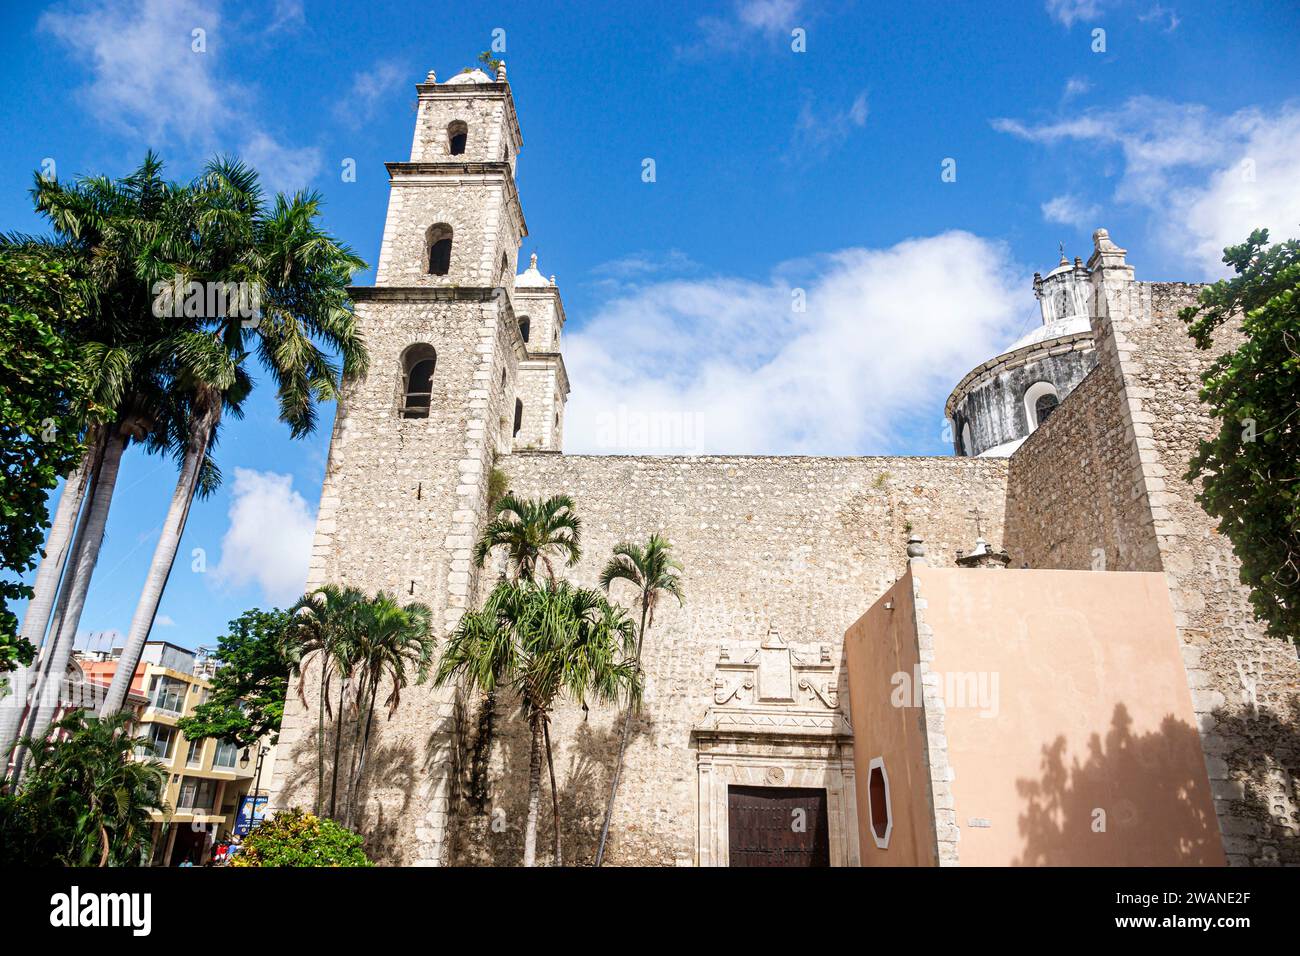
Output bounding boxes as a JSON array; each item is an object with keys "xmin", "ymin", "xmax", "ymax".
[
  {"xmin": 844, "ymin": 571, "xmax": 938, "ymax": 867},
  {"xmin": 851, "ymin": 566, "xmax": 1223, "ymax": 866},
  {"xmin": 81, "ymin": 660, "xmax": 146, "ymax": 695}
]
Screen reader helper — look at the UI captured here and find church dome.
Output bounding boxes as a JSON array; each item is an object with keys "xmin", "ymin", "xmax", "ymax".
[
  {"xmin": 445, "ymin": 68, "xmax": 493, "ymax": 85},
  {"xmin": 514, "ymin": 252, "xmax": 551, "ymax": 288}
]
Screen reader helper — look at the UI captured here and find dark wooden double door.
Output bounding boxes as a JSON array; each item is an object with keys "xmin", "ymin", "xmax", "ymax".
[{"xmin": 727, "ymin": 785, "xmax": 830, "ymax": 867}]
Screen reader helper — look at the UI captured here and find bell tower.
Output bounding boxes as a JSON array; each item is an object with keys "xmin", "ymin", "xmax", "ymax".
[{"xmin": 270, "ymin": 62, "xmax": 533, "ymax": 866}]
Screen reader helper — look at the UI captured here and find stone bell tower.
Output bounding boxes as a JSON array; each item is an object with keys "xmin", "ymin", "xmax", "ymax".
[{"xmin": 269, "ymin": 62, "xmax": 534, "ymax": 865}]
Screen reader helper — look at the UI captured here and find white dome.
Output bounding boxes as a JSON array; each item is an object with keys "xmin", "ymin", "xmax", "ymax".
[
  {"xmin": 514, "ymin": 253, "xmax": 550, "ymax": 288},
  {"xmin": 1006, "ymin": 313, "xmax": 1091, "ymax": 352},
  {"xmin": 445, "ymin": 68, "xmax": 493, "ymax": 85}
]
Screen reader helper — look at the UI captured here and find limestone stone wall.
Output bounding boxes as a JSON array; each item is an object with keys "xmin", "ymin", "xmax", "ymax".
[
  {"xmin": 513, "ymin": 360, "xmax": 564, "ymax": 451},
  {"xmin": 410, "ymin": 87, "xmax": 519, "ymax": 166},
  {"xmin": 1100, "ymin": 280, "xmax": 1300, "ymax": 865},
  {"xmin": 1004, "ymin": 347, "xmax": 1160, "ymax": 573},
  {"xmin": 452, "ymin": 453, "xmax": 1010, "ymax": 865}
]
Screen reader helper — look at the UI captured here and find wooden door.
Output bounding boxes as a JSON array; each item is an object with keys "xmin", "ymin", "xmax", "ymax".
[{"xmin": 727, "ymin": 785, "xmax": 830, "ymax": 867}]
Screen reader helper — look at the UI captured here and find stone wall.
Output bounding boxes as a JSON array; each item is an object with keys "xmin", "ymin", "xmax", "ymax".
[
  {"xmin": 451, "ymin": 453, "xmax": 1010, "ymax": 865},
  {"xmin": 1100, "ymin": 280, "xmax": 1300, "ymax": 865}
]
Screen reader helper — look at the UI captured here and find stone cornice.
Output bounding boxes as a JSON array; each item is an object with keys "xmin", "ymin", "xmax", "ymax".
[
  {"xmin": 519, "ymin": 351, "xmax": 570, "ymax": 396},
  {"xmin": 414, "ymin": 81, "xmax": 523, "ymax": 152},
  {"xmin": 385, "ymin": 162, "xmax": 528, "ymax": 238}
]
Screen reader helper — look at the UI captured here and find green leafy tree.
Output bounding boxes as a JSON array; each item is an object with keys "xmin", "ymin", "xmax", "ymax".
[
  {"xmin": 176, "ymin": 608, "xmax": 293, "ymax": 749},
  {"xmin": 1181, "ymin": 229, "xmax": 1300, "ymax": 644},
  {"xmin": 438, "ymin": 579, "xmax": 640, "ymax": 866},
  {"xmin": 594, "ymin": 534, "xmax": 685, "ymax": 866},
  {"xmin": 0, "ymin": 710, "xmax": 166, "ymax": 866},
  {"xmin": 0, "ymin": 253, "xmax": 91, "ymax": 691},
  {"xmin": 230, "ymin": 807, "xmax": 371, "ymax": 867}
]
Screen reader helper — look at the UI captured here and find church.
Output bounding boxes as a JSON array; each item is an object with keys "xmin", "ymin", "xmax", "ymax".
[{"xmin": 268, "ymin": 63, "xmax": 1299, "ymax": 867}]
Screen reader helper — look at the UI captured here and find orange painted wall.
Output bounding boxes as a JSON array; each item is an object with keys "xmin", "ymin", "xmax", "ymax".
[
  {"xmin": 845, "ymin": 566, "xmax": 1224, "ymax": 866},
  {"xmin": 844, "ymin": 571, "xmax": 938, "ymax": 866}
]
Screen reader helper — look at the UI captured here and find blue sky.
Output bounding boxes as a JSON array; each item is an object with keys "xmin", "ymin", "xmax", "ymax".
[{"xmin": 2, "ymin": 0, "xmax": 1297, "ymax": 650}]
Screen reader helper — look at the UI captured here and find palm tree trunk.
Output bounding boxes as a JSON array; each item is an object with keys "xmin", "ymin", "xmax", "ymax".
[
  {"xmin": 522, "ymin": 712, "xmax": 544, "ymax": 867},
  {"xmin": 315, "ymin": 652, "xmax": 327, "ymax": 815},
  {"xmin": 329, "ymin": 676, "xmax": 347, "ymax": 818},
  {"xmin": 348, "ymin": 674, "xmax": 380, "ymax": 830},
  {"xmin": 99, "ymin": 395, "xmax": 220, "ymax": 718},
  {"xmin": 0, "ymin": 431, "xmax": 101, "ymax": 760},
  {"xmin": 543, "ymin": 717, "xmax": 561, "ymax": 866},
  {"xmin": 594, "ymin": 601, "xmax": 650, "ymax": 867},
  {"xmin": 11, "ymin": 429, "xmax": 125, "ymax": 782}
]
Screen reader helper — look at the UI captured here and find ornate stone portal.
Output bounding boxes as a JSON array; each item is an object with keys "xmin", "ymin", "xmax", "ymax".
[{"xmin": 692, "ymin": 627, "xmax": 859, "ymax": 866}]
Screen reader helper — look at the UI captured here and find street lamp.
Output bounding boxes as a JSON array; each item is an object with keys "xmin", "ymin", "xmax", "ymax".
[{"xmin": 238, "ymin": 743, "xmax": 271, "ymax": 833}]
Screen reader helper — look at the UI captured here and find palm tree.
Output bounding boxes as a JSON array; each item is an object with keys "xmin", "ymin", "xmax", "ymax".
[
  {"xmin": 342, "ymin": 595, "xmax": 434, "ymax": 829},
  {"xmin": 286, "ymin": 584, "xmax": 367, "ymax": 815},
  {"xmin": 466, "ymin": 493, "xmax": 582, "ymax": 815},
  {"xmin": 98, "ymin": 158, "xmax": 368, "ymax": 719},
  {"xmin": 7, "ymin": 710, "xmax": 167, "ymax": 866},
  {"xmin": 594, "ymin": 534, "xmax": 685, "ymax": 867},
  {"xmin": 439, "ymin": 580, "xmax": 640, "ymax": 866},
  {"xmin": 473, "ymin": 493, "xmax": 582, "ymax": 583}
]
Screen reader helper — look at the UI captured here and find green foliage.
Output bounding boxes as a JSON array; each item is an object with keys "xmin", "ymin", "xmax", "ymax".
[
  {"xmin": 0, "ymin": 252, "xmax": 92, "ymax": 672},
  {"xmin": 1181, "ymin": 229, "xmax": 1300, "ymax": 644},
  {"xmin": 475, "ymin": 51, "xmax": 503, "ymax": 74},
  {"xmin": 176, "ymin": 608, "xmax": 293, "ymax": 749},
  {"xmin": 473, "ymin": 493, "xmax": 582, "ymax": 582},
  {"xmin": 231, "ymin": 807, "xmax": 372, "ymax": 867},
  {"xmin": 0, "ymin": 710, "xmax": 166, "ymax": 866},
  {"xmin": 487, "ymin": 465, "xmax": 509, "ymax": 507}
]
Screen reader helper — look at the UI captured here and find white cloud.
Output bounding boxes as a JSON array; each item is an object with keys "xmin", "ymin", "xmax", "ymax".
[
  {"xmin": 564, "ymin": 232, "xmax": 1029, "ymax": 455},
  {"xmin": 1063, "ymin": 76, "xmax": 1091, "ymax": 100},
  {"xmin": 1138, "ymin": 4, "xmax": 1180, "ymax": 31},
  {"xmin": 155, "ymin": 614, "xmax": 176, "ymax": 627},
  {"xmin": 40, "ymin": 0, "xmax": 318, "ymax": 192},
  {"xmin": 791, "ymin": 90, "xmax": 869, "ymax": 160},
  {"xmin": 685, "ymin": 0, "xmax": 805, "ymax": 55},
  {"xmin": 213, "ymin": 468, "xmax": 315, "ymax": 607},
  {"xmin": 336, "ymin": 60, "xmax": 408, "ymax": 125},
  {"xmin": 1041, "ymin": 194, "xmax": 1101, "ymax": 229},
  {"xmin": 995, "ymin": 98, "xmax": 1300, "ymax": 275},
  {"xmin": 241, "ymin": 132, "xmax": 322, "ymax": 194},
  {"xmin": 1045, "ymin": 0, "xmax": 1110, "ymax": 27}
]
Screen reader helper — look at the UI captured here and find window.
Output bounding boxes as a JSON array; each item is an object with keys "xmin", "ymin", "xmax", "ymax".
[
  {"xmin": 867, "ymin": 757, "xmax": 892, "ymax": 849},
  {"xmin": 426, "ymin": 224, "xmax": 453, "ymax": 275},
  {"xmin": 136, "ymin": 724, "xmax": 175, "ymax": 761},
  {"xmin": 1023, "ymin": 381, "xmax": 1059, "ymax": 434},
  {"xmin": 176, "ymin": 777, "xmax": 216, "ymax": 812},
  {"xmin": 213, "ymin": 739, "xmax": 239, "ymax": 769},
  {"xmin": 447, "ymin": 121, "xmax": 467, "ymax": 155},
  {"xmin": 147, "ymin": 675, "xmax": 186, "ymax": 715},
  {"xmin": 961, "ymin": 422, "xmax": 974, "ymax": 458},
  {"xmin": 401, "ymin": 344, "xmax": 437, "ymax": 419},
  {"xmin": 518, "ymin": 316, "xmax": 530, "ymax": 343},
  {"xmin": 186, "ymin": 738, "xmax": 204, "ymax": 767},
  {"xmin": 513, "ymin": 398, "xmax": 523, "ymax": 438}
]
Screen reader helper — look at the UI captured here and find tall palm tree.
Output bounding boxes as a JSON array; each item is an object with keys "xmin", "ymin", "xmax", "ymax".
[
  {"xmin": 473, "ymin": 493, "xmax": 582, "ymax": 583},
  {"xmin": 467, "ymin": 493, "xmax": 583, "ymax": 815},
  {"xmin": 594, "ymin": 534, "xmax": 685, "ymax": 867},
  {"xmin": 98, "ymin": 158, "xmax": 368, "ymax": 719},
  {"xmin": 286, "ymin": 584, "xmax": 367, "ymax": 814},
  {"xmin": 343, "ymin": 595, "xmax": 434, "ymax": 829},
  {"xmin": 439, "ymin": 580, "xmax": 640, "ymax": 866},
  {"xmin": 8, "ymin": 710, "xmax": 167, "ymax": 866}
]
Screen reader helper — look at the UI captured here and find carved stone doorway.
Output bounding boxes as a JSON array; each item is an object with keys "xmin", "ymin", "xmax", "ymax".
[
  {"xmin": 692, "ymin": 627, "xmax": 859, "ymax": 867},
  {"xmin": 728, "ymin": 785, "xmax": 830, "ymax": 867}
]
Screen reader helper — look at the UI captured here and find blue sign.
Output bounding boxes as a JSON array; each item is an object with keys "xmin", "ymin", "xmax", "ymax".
[{"xmin": 235, "ymin": 795, "xmax": 268, "ymax": 836}]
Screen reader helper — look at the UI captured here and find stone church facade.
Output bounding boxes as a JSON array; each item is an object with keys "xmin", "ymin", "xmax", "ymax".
[{"xmin": 269, "ymin": 66, "xmax": 1299, "ymax": 866}]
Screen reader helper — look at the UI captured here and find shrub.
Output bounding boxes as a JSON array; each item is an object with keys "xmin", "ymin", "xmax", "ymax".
[{"xmin": 231, "ymin": 808, "xmax": 372, "ymax": 867}]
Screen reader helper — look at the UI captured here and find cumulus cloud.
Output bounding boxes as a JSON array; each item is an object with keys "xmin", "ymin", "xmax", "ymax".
[
  {"xmin": 564, "ymin": 232, "xmax": 1030, "ymax": 455},
  {"xmin": 40, "ymin": 0, "xmax": 318, "ymax": 190},
  {"xmin": 995, "ymin": 97, "xmax": 1300, "ymax": 275},
  {"xmin": 213, "ymin": 468, "xmax": 315, "ymax": 607}
]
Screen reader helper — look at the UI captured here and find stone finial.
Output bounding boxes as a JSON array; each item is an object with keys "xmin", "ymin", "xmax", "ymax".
[
  {"xmin": 426, "ymin": 69, "xmax": 437, "ymax": 83},
  {"xmin": 496, "ymin": 61, "xmax": 507, "ymax": 82},
  {"xmin": 906, "ymin": 534, "xmax": 926, "ymax": 561},
  {"xmin": 548, "ymin": 274, "xmax": 556, "ymax": 286},
  {"xmin": 1087, "ymin": 227, "xmax": 1133, "ymax": 277},
  {"xmin": 529, "ymin": 252, "xmax": 538, "ymax": 269}
]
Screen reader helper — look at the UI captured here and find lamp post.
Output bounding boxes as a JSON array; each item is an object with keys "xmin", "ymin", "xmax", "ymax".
[{"xmin": 239, "ymin": 743, "xmax": 271, "ymax": 833}]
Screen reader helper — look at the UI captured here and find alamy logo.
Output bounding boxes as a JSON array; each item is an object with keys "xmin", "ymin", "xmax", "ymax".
[{"xmin": 49, "ymin": 886, "xmax": 151, "ymax": 936}]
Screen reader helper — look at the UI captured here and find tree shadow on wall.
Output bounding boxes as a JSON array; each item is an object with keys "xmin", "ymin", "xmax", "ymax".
[
  {"xmin": 1013, "ymin": 703, "xmax": 1223, "ymax": 865},
  {"xmin": 1212, "ymin": 693, "xmax": 1300, "ymax": 866},
  {"xmin": 452, "ymin": 693, "xmax": 654, "ymax": 866}
]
